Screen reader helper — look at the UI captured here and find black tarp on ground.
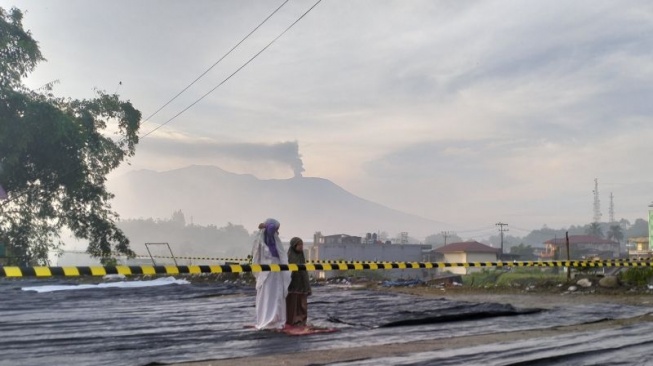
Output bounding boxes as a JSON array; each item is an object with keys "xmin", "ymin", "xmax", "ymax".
[{"xmin": 0, "ymin": 277, "xmax": 651, "ymax": 366}]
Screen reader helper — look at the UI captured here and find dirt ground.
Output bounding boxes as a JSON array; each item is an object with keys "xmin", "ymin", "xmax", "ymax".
[
  {"xmin": 388, "ymin": 284, "xmax": 653, "ymax": 308},
  {"xmin": 171, "ymin": 285, "xmax": 653, "ymax": 366}
]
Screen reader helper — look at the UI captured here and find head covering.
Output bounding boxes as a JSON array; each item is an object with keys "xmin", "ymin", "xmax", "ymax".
[
  {"xmin": 287, "ymin": 236, "xmax": 310, "ymax": 294},
  {"xmin": 288, "ymin": 237, "xmax": 304, "ymax": 261},
  {"xmin": 290, "ymin": 237, "xmax": 303, "ymax": 247},
  {"xmin": 262, "ymin": 218, "xmax": 280, "ymax": 258},
  {"xmin": 287, "ymin": 237, "xmax": 306, "ymax": 265}
]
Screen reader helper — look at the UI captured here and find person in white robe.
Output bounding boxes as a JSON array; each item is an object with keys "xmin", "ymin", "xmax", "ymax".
[{"xmin": 251, "ymin": 218, "xmax": 292, "ymax": 330}]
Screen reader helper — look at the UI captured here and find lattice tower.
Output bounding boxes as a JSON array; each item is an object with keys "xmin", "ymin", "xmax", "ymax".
[{"xmin": 593, "ymin": 178, "xmax": 602, "ymax": 223}]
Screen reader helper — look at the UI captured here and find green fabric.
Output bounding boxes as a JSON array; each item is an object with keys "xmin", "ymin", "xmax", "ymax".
[{"xmin": 287, "ymin": 237, "xmax": 311, "ymax": 294}]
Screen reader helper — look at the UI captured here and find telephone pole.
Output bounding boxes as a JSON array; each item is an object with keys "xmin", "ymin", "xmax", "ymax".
[
  {"xmin": 496, "ymin": 222, "xmax": 509, "ymax": 258},
  {"xmin": 441, "ymin": 231, "xmax": 453, "ymax": 246}
]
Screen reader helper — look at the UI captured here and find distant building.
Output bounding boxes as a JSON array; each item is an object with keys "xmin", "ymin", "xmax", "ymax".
[
  {"xmin": 316, "ymin": 233, "xmax": 362, "ymax": 245},
  {"xmin": 308, "ymin": 233, "xmax": 432, "ymax": 279},
  {"xmin": 540, "ymin": 235, "xmax": 620, "ymax": 260},
  {"xmin": 627, "ymin": 237, "xmax": 651, "ymax": 259},
  {"xmin": 433, "ymin": 241, "xmax": 499, "ymax": 275}
]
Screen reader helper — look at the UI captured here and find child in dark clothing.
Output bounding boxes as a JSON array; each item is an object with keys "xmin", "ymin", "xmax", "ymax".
[{"xmin": 286, "ymin": 237, "xmax": 311, "ymax": 326}]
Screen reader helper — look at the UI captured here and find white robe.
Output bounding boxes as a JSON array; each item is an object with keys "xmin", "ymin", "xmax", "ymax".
[{"xmin": 251, "ymin": 230, "xmax": 291, "ymax": 330}]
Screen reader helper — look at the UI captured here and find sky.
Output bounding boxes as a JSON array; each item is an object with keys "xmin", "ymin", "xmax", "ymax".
[{"xmin": 3, "ymin": 0, "xmax": 653, "ymax": 239}]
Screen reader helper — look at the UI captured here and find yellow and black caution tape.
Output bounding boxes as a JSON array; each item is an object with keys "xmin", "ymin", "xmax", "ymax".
[
  {"xmin": 307, "ymin": 260, "xmax": 398, "ymax": 264},
  {"xmin": 57, "ymin": 251, "xmax": 252, "ymax": 263},
  {"xmin": 134, "ymin": 255, "xmax": 394, "ymax": 264},
  {"xmin": 134, "ymin": 255, "xmax": 250, "ymax": 262},
  {"xmin": 1, "ymin": 259, "xmax": 652, "ymax": 277}
]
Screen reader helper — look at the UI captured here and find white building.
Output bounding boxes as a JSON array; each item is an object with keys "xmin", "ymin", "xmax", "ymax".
[
  {"xmin": 308, "ymin": 239, "xmax": 432, "ymax": 279},
  {"xmin": 433, "ymin": 241, "xmax": 499, "ymax": 275}
]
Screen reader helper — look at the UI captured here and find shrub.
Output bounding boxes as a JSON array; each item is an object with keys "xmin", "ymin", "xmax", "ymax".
[
  {"xmin": 462, "ymin": 269, "xmax": 566, "ymax": 288},
  {"xmin": 463, "ymin": 269, "xmax": 502, "ymax": 287},
  {"xmin": 619, "ymin": 267, "xmax": 653, "ymax": 286},
  {"xmin": 495, "ymin": 272, "xmax": 565, "ymax": 287}
]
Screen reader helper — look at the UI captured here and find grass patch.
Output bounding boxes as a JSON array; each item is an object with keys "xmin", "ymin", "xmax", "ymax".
[
  {"xmin": 496, "ymin": 272, "xmax": 566, "ymax": 287},
  {"xmin": 463, "ymin": 269, "xmax": 566, "ymax": 288},
  {"xmin": 619, "ymin": 267, "xmax": 653, "ymax": 286},
  {"xmin": 463, "ymin": 270, "xmax": 502, "ymax": 287}
]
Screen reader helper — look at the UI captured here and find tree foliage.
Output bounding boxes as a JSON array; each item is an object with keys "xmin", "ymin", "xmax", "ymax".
[
  {"xmin": 627, "ymin": 218, "xmax": 649, "ymax": 238},
  {"xmin": 117, "ymin": 212, "xmax": 252, "ymax": 259},
  {"xmin": 0, "ymin": 7, "xmax": 141, "ymax": 265},
  {"xmin": 424, "ymin": 232, "xmax": 462, "ymax": 247},
  {"xmin": 508, "ymin": 243, "xmax": 537, "ymax": 261},
  {"xmin": 607, "ymin": 224, "xmax": 624, "ymax": 243},
  {"xmin": 584, "ymin": 222, "xmax": 604, "ymax": 238}
]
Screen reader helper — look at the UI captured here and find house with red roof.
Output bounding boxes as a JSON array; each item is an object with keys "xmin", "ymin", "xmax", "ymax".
[
  {"xmin": 540, "ymin": 235, "xmax": 620, "ymax": 260},
  {"xmin": 433, "ymin": 241, "xmax": 499, "ymax": 274}
]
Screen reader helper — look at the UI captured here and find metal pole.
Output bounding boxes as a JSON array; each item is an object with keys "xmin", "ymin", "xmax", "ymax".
[
  {"xmin": 566, "ymin": 231, "xmax": 571, "ymax": 281},
  {"xmin": 145, "ymin": 243, "xmax": 156, "ymax": 266}
]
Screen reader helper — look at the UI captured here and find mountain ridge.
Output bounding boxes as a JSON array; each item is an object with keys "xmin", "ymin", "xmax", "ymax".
[{"xmin": 108, "ymin": 165, "xmax": 446, "ymax": 241}]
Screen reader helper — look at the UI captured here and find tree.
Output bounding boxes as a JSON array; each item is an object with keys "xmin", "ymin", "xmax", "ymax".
[
  {"xmin": 585, "ymin": 222, "xmax": 604, "ymax": 238},
  {"xmin": 171, "ymin": 210, "xmax": 186, "ymax": 227},
  {"xmin": 0, "ymin": 7, "xmax": 141, "ymax": 265},
  {"xmin": 627, "ymin": 218, "xmax": 648, "ymax": 238},
  {"xmin": 509, "ymin": 243, "xmax": 536, "ymax": 261},
  {"xmin": 424, "ymin": 232, "xmax": 462, "ymax": 247},
  {"xmin": 117, "ymin": 219, "xmax": 251, "ymax": 258},
  {"xmin": 607, "ymin": 224, "xmax": 624, "ymax": 243}
]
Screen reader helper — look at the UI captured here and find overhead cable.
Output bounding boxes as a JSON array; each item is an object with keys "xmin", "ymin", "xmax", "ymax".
[
  {"xmin": 140, "ymin": 0, "xmax": 291, "ymax": 126},
  {"xmin": 0, "ymin": 1, "xmax": 318, "ymax": 209},
  {"xmin": 140, "ymin": 0, "xmax": 323, "ymax": 139}
]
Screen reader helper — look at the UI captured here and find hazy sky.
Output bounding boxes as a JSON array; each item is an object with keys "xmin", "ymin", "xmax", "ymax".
[{"xmin": 4, "ymin": 0, "xmax": 653, "ymax": 238}]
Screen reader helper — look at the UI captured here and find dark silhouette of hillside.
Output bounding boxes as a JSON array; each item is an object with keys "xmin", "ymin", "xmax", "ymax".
[
  {"xmin": 108, "ymin": 165, "xmax": 446, "ymax": 242},
  {"xmin": 117, "ymin": 211, "xmax": 252, "ymax": 259}
]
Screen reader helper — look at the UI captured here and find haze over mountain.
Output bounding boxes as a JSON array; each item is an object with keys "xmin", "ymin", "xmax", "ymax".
[{"xmin": 108, "ymin": 165, "xmax": 446, "ymax": 242}]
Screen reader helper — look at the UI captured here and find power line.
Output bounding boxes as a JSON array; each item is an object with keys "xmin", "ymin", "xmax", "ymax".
[
  {"xmin": 140, "ymin": 0, "xmax": 323, "ymax": 139},
  {"xmin": 140, "ymin": 0, "xmax": 291, "ymax": 126},
  {"xmin": 441, "ymin": 231, "xmax": 454, "ymax": 245},
  {"xmin": 453, "ymin": 226, "xmax": 496, "ymax": 233},
  {"xmin": 0, "ymin": 1, "xmax": 321, "ymax": 209},
  {"xmin": 496, "ymin": 222, "xmax": 509, "ymax": 255},
  {"xmin": 509, "ymin": 225, "xmax": 534, "ymax": 233},
  {"xmin": 464, "ymin": 230, "xmax": 498, "ymax": 240}
]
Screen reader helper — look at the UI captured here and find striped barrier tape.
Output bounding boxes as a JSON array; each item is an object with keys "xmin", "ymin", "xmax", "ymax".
[
  {"xmin": 56, "ymin": 251, "xmax": 252, "ymax": 263},
  {"xmin": 134, "ymin": 255, "xmax": 397, "ymax": 264},
  {"xmin": 73, "ymin": 252, "xmax": 450, "ymax": 264},
  {"xmin": 307, "ymin": 258, "xmax": 653, "ymax": 265},
  {"xmin": 1, "ymin": 259, "xmax": 652, "ymax": 277},
  {"xmin": 134, "ymin": 255, "xmax": 250, "ymax": 262},
  {"xmin": 308, "ymin": 260, "xmax": 398, "ymax": 264},
  {"xmin": 126, "ymin": 255, "xmax": 653, "ymax": 265}
]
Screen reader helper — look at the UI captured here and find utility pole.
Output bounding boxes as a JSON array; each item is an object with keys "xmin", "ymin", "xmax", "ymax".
[
  {"xmin": 566, "ymin": 231, "xmax": 571, "ymax": 281},
  {"xmin": 496, "ymin": 222, "xmax": 509, "ymax": 258},
  {"xmin": 441, "ymin": 231, "xmax": 453, "ymax": 246}
]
